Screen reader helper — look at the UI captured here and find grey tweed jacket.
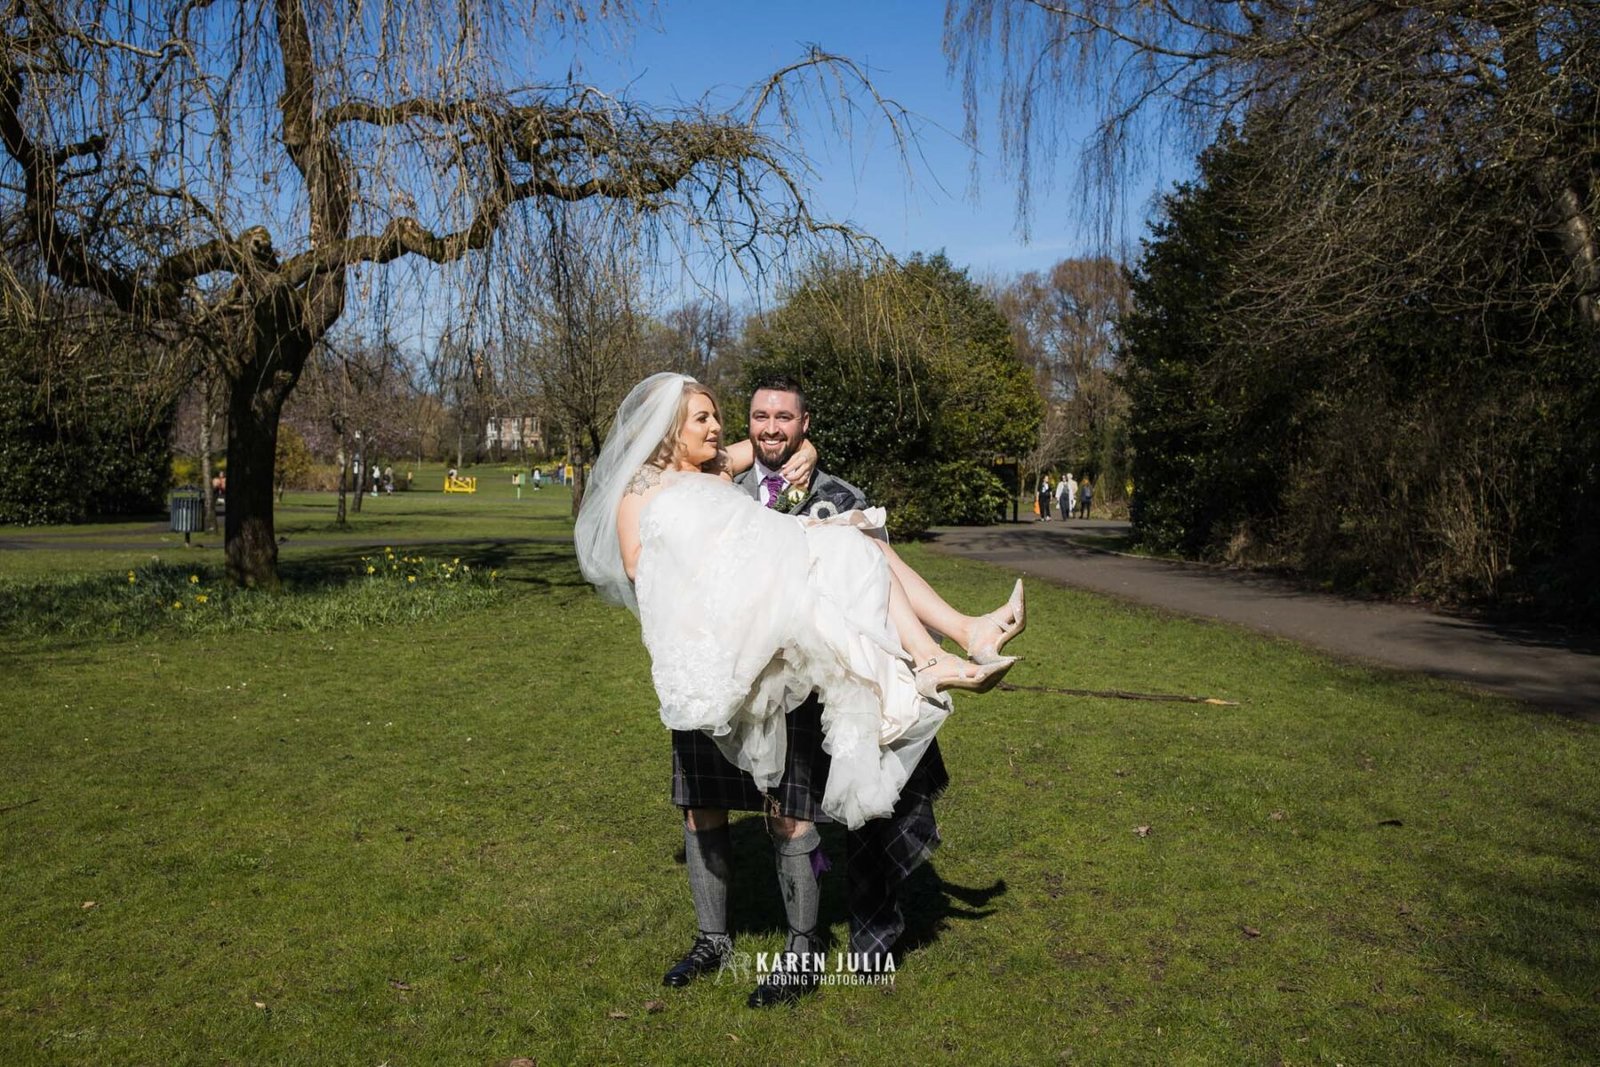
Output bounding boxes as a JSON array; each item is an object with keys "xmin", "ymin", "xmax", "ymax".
[{"xmin": 733, "ymin": 464, "xmax": 867, "ymax": 516}]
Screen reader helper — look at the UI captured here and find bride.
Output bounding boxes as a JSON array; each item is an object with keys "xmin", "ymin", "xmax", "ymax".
[{"xmin": 574, "ymin": 372, "xmax": 1026, "ymax": 829}]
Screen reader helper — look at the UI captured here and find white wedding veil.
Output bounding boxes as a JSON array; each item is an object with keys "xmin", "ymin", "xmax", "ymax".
[{"xmin": 573, "ymin": 371, "xmax": 697, "ymax": 615}]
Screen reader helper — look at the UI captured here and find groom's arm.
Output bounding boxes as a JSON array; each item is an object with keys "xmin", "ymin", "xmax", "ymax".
[
  {"xmin": 808, "ymin": 472, "xmax": 868, "ymax": 512},
  {"xmin": 718, "ymin": 438, "xmax": 819, "ymax": 484}
]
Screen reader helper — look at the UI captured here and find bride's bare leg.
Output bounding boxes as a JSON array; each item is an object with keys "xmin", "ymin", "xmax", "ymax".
[
  {"xmin": 874, "ymin": 540, "xmax": 1011, "ymax": 652},
  {"xmin": 886, "ymin": 563, "xmax": 1012, "ymax": 692},
  {"xmin": 887, "ymin": 565, "xmax": 945, "ymax": 664}
]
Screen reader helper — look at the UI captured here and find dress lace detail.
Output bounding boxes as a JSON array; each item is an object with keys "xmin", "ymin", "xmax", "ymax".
[{"xmin": 636, "ymin": 471, "xmax": 948, "ymax": 829}]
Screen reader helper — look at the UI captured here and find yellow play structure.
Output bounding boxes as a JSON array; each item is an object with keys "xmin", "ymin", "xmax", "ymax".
[{"xmin": 444, "ymin": 474, "xmax": 477, "ymax": 493}]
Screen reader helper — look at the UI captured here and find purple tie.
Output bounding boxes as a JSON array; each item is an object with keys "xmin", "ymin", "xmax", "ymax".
[{"xmin": 761, "ymin": 473, "xmax": 785, "ymax": 508}]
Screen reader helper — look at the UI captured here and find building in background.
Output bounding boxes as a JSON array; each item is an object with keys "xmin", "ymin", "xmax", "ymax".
[{"xmin": 484, "ymin": 414, "xmax": 545, "ymax": 461}]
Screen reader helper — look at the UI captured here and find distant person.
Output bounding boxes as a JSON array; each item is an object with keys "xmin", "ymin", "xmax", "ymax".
[
  {"xmin": 1078, "ymin": 478, "xmax": 1093, "ymax": 519},
  {"xmin": 1037, "ymin": 476, "xmax": 1053, "ymax": 522},
  {"xmin": 532, "ymin": 467, "xmax": 543, "ymax": 490},
  {"xmin": 383, "ymin": 466, "xmax": 395, "ymax": 494},
  {"xmin": 1056, "ymin": 474, "xmax": 1071, "ymax": 519}
]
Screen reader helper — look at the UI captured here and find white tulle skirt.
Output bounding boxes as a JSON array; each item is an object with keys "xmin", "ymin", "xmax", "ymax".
[{"xmin": 635, "ymin": 472, "xmax": 949, "ymax": 829}]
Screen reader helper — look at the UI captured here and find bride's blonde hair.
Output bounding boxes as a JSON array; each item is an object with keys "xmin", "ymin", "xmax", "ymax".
[{"xmin": 652, "ymin": 380, "xmax": 721, "ymax": 466}]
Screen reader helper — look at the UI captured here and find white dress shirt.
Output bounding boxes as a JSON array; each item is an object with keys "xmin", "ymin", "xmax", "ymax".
[{"xmin": 751, "ymin": 457, "xmax": 788, "ymax": 506}]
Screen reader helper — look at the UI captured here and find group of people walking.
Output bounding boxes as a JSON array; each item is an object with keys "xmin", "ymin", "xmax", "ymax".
[{"xmin": 1037, "ymin": 472, "xmax": 1092, "ymax": 521}]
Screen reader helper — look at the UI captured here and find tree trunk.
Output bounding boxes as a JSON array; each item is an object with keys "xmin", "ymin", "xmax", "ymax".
[
  {"xmin": 334, "ymin": 437, "xmax": 348, "ymax": 526},
  {"xmin": 570, "ymin": 454, "xmax": 586, "ymax": 517},
  {"xmin": 224, "ymin": 380, "xmax": 287, "ymax": 589},
  {"xmin": 571, "ymin": 425, "xmax": 603, "ymax": 517},
  {"xmin": 1547, "ymin": 181, "xmax": 1599, "ymax": 332},
  {"xmin": 199, "ymin": 383, "xmax": 217, "ymax": 531},
  {"xmin": 351, "ymin": 438, "xmax": 364, "ymax": 514},
  {"xmin": 223, "ymin": 315, "xmax": 317, "ymax": 587}
]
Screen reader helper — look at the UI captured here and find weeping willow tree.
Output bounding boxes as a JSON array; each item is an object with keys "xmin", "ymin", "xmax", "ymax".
[
  {"xmin": 945, "ymin": 0, "xmax": 1600, "ymax": 344},
  {"xmin": 0, "ymin": 0, "xmax": 899, "ymax": 586}
]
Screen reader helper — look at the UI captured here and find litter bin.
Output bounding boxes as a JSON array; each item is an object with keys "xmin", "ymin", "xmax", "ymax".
[{"xmin": 169, "ymin": 489, "xmax": 204, "ymax": 544}]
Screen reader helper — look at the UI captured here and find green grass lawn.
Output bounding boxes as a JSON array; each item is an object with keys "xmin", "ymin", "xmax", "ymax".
[
  {"xmin": 0, "ymin": 463, "xmax": 573, "ymax": 580},
  {"xmin": 1, "ymin": 487, "xmax": 1596, "ymax": 1065}
]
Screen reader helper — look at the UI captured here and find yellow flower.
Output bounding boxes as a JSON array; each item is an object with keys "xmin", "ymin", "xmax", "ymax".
[
  {"xmin": 189, "ymin": 574, "xmax": 199, "ymax": 584},
  {"xmin": 171, "ymin": 600, "xmax": 183, "ymax": 609},
  {"xmin": 366, "ymin": 565, "xmax": 376, "ymax": 574},
  {"xmin": 195, "ymin": 594, "xmax": 208, "ymax": 604},
  {"xmin": 452, "ymin": 557, "xmax": 460, "ymax": 565},
  {"xmin": 407, "ymin": 575, "xmax": 416, "ymax": 583},
  {"xmin": 127, "ymin": 571, "xmax": 136, "ymax": 584}
]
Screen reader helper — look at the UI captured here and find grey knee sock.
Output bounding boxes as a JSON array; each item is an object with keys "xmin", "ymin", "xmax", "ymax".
[
  {"xmin": 684, "ymin": 823, "xmax": 733, "ymax": 941},
  {"xmin": 774, "ymin": 825, "xmax": 822, "ymax": 956}
]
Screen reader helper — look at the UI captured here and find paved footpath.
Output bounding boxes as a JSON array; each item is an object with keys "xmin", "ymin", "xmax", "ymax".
[{"xmin": 927, "ymin": 520, "xmax": 1600, "ymax": 721}]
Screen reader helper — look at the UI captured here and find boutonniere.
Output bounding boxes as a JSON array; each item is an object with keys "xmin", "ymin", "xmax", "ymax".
[{"xmin": 774, "ymin": 486, "xmax": 809, "ymax": 514}]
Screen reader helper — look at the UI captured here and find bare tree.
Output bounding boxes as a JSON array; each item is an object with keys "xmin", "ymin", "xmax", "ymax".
[
  {"xmin": 946, "ymin": 1, "xmax": 1600, "ymax": 338},
  {"xmin": 994, "ymin": 256, "xmax": 1128, "ymax": 479},
  {"xmin": 295, "ymin": 335, "xmax": 407, "ymax": 520},
  {"xmin": 504, "ymin": 206, "xmax": 651, "ymax": 515},
  {"xmin": 1, "ymin": 1, "xmax": 901, "ymax": 585},
  {"xmin": 656, "ymin": 299, "xmax": 737, "ymax": 377}
]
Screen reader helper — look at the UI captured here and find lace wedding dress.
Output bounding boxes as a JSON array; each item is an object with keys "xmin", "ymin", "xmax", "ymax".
[{"xmin": 635, "ymin": 470, "xmax": 949, "ymax": 829}]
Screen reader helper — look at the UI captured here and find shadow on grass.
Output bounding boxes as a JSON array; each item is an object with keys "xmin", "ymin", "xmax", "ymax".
[
  {"xmin": 281, "ymin": 539, "xmax": 587, "ymax": 590},
  {"xmin": 1420, "ymin": 796, "xmax": 1600, "ymax": 1053},
  {"xmin": 897, "ymin": 861, "xmax": 1008, "ymax": 957},
  {"xmin": 0, "ymin": 539, "xmax": 584, "ymax": 656}
]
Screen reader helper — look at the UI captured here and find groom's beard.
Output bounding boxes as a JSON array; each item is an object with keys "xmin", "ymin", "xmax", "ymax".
[{"xmin": 754, "ymin": 437, "xmax": 800, "ymax": 472}]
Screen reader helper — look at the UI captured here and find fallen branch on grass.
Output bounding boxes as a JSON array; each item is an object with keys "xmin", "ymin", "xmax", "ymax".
[
  {"xmin": 996, "ymin": 682, "xmax": 1238, "ymax": 706},
  {"xmin": 0, "ymin": 797, "xmax": 42, "ymax": 814}
]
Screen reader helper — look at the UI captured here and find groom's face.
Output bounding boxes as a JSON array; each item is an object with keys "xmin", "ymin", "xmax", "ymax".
[{"xmin": 748, "ymin": 388, "xmax": 811, "ymax": 470}]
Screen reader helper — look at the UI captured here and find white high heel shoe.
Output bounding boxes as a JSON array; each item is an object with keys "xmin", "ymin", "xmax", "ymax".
[
  {"xmin": 966, "ymin": 579, "xmax": 1026, "ymax": 665},
  {"xmin": 913, "ymin": 652, "xmax": 1017, "ymax": 699}
]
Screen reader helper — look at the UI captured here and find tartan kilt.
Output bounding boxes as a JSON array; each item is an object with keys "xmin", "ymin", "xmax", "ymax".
[
  {"xmin": 671, "ymin": 696, "xmax": 831, "ymax": 820},
  {"xmin": 670, "ymin": 695, "xmax": 951, "ymax": 852}
]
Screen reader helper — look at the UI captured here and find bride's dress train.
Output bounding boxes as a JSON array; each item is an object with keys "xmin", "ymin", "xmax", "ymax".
[{"xmin": 636, "ymin": 471, "xmax": 948, "ymax": 829}]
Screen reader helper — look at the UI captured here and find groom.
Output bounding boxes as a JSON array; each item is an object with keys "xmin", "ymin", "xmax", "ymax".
[{"xmin": 663, "ymin": 374, "xmax": 949, "ymax": 1007}]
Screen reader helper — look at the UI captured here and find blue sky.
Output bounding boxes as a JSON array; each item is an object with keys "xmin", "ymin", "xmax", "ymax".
[
  {"xmin": 563, "ymin": 0, "xmax": 1187, "ymax": 294},
  {"xmin": 351, "ymin": 2, "xmax": 1194, "ymax": 349}
]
